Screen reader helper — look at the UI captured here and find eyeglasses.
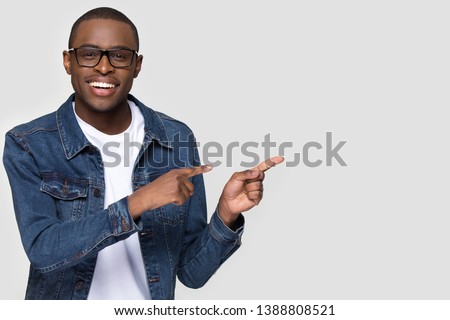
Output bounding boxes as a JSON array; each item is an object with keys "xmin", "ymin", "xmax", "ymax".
[{"xmin": 68, "ymin": 47, "xmax": 138, "ymax": 68}]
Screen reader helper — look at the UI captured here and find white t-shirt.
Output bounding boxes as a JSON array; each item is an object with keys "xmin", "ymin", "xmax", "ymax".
[{"xmin": 74, "ymin": 101, "xmax": 151, "ymax": 300}]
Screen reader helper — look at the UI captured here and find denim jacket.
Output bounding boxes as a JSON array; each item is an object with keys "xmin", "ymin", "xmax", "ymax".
[{"xmin": 3, "ymin": 94, "xmax": 244, "ymax": 300}]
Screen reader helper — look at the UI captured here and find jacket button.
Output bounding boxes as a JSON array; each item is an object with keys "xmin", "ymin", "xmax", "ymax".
[
  {"xmin": 87, "ymin": 146, "xmax": 95, "ymax": 155},
  {"xmin": 75, "ymin": 281, "xmax": 84, "ymax": 290},
  {"xmin": 93, "ymin": 188, "xmax": 101, "ymax": 197}
]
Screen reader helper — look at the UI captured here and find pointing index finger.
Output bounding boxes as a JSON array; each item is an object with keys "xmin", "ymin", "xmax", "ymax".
[
  {"xmin": 184, "ymin": 164, "xmax": 213, "ymax": 178},
  {"xmin": 256, "ymin": 156, "xmax": 285, "ymax": 172}
]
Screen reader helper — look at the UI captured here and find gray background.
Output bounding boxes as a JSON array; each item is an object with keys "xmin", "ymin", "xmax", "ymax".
[{"xmin": 1, "ymin": 0, "xmax": 449, "ymax": 299}]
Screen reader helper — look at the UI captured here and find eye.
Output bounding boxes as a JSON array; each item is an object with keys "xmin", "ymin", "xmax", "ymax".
[
  {"xmin": 78, "ymin": 48, "xmax": 100, "ymax": 60},
  {"xmin": 110, "ymin": 50, "xmax": 130, "ymax": 61}
]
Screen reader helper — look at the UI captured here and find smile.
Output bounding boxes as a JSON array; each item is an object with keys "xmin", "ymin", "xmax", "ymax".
[{"xmin": 89, "ymin": 81, "xmax": 116, "ymax": 89}]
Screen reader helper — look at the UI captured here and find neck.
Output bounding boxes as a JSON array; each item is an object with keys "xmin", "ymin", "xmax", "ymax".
[{"xmin": 74, "ymin": 99, "xmax": 132, "ymax": 135}]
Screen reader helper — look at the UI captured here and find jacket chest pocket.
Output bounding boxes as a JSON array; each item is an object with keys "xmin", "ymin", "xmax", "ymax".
[
  {"xmin": 134, "ymin": 171, "xmax": 185, "ymax": 226},
  {"xmin": 40, "ymin": 174, "xmax": 89, "ymax": 221},
  {"xmin": 155, "ymin": 203, "xmax": 185, "ymax": 226}
]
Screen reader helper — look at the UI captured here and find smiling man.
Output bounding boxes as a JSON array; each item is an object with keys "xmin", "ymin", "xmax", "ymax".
[{"xmin": 3, "ymin": 7, "xmax": 283, "ymax": 300}]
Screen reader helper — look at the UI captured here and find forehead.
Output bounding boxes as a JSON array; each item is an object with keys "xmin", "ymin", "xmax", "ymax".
[{"xmin": 72, "ymin": 18, "xmax": 137, "ymax": 49}]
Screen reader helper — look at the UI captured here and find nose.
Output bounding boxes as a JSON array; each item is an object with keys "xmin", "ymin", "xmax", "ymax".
[{"xmin": 94, "ymin": 54, "xmax": 114, "ymax": 74}]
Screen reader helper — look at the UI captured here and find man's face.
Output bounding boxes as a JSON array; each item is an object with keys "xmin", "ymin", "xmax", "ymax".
[{"xmin": 63, "ymin": 19, "xmax": 142, "ymax": 114}]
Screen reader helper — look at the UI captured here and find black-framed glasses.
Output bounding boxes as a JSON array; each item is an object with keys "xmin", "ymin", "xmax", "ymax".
[{"xmin": 68, "ymin": 47, "xmax": 138, "ymax": 68}]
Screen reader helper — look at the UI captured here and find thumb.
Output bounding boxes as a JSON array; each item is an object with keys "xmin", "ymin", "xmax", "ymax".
[{"xmin": 229, "ymin": 168, "xmax": 260, "ymax": 183}]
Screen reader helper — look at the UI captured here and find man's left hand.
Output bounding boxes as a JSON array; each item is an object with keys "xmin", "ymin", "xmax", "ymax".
[{"xmin": 218, "ymin": 156, "xmax": 284, "ymax": 228}]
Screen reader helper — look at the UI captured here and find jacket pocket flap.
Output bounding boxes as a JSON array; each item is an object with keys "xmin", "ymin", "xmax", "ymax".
[{"xmin": 40, "ymin": 175, "xmax": 88, "ymax": 200}]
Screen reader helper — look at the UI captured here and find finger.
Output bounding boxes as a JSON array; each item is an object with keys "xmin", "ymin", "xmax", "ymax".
[
  {"xmin": 246, "ymin": 190, "xmax": 263, "ymax": 205},
  {"xmin": 230, "ymin": 168, "xmax": 260, "ymax": 182},
  {"xmin": 172, "ymin": 181, "xmax": 194, "ymax": 205},
  {"xmin": 256, "ymin": 156, "xmax": 285, "ymax": 172},
  {"xmin": 181, "ymin": 177, "xmax": 195, "ymax": 195},
  {"xmin": 179, "ymin": 164, "xmax": 213, "ymax": 178},
  {"xmin": 245, "ymin": 181, "xmax": 263, "ymax": 193},
  {"xmin": 245, "ymin": 170, "xmax": 264, "ymax": 183}
]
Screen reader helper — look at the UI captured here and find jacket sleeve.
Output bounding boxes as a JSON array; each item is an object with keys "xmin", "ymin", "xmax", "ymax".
[
  {"xmin": 176, "ymin": 149, "xmax": 245, "ymax": 288},
  {"xmin": 2, "ymin": 132, "xmax": 141, "ymax": 273}
]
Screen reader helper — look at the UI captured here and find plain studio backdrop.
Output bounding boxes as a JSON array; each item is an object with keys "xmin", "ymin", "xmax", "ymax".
[{"xmin": 0, "ymin": 0, "xmax": 449, "ymax": 300}]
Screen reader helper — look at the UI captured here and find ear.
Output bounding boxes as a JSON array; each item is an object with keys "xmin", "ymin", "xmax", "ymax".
[
  {"xmin": 63, "ymin": 51, "xmax": 72, "ymax": 75},
  {"xmin": 133, "ymin": 55, "xmax": 143, "ymax": 78}
]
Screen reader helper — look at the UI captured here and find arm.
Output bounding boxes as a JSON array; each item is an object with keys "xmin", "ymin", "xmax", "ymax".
[
  {"xmin": 176, "ymin": 170, "xmax": 245, "ymax": 288},
  {"xmin": 3, "ymin": 133, "xmax": 139, "ymax": 273},
  {"xmin": 177, "ymin": 156, "xmax": 284, "ymax": 288}
]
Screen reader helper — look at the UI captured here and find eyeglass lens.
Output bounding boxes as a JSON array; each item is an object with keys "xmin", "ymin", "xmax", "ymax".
[{"xmin": 74, "ymin": 48, "xmax": 135, "ymax": 67}]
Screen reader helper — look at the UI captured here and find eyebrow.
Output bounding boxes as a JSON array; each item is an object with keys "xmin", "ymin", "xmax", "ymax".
[{"xmin": 76, "ymin": 44, "xmax": 136, "ymax": 51}]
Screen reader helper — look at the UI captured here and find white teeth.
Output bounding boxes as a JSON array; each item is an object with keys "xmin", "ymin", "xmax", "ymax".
[{"xmin": 89, "ymin": 82, "xmax": 116, "ymax": 89}]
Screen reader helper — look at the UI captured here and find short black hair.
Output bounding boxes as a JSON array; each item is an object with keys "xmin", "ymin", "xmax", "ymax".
[{"xmin": 68, "ymin": 7, "xmax": 139, "ymax": 51}]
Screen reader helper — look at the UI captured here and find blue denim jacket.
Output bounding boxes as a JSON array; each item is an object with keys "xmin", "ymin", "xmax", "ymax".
[{"xmin": 3, "ymin": 94, "xmax": 244, "ymax": 300}]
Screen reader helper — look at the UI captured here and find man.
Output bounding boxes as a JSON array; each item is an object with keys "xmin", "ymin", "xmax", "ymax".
[{"xmin": 3, "ymin": 7, "xmax": 283, "ymax": 300}]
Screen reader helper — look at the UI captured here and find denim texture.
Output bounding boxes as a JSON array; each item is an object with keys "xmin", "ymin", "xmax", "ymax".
[{"xmin": 3, "ymin": 94, "xmax": 244, "ymax": 299}]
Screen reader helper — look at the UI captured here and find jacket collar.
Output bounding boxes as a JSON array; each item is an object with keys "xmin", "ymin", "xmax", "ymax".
[{"xmin": 56, "ymin": 93, "xmax": 171, "ymax": 160}]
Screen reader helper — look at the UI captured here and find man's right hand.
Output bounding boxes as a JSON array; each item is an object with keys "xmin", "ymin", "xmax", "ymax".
[{"xmin": 128, "ymin": 165, "xmax": 213, "ymax": 219}]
